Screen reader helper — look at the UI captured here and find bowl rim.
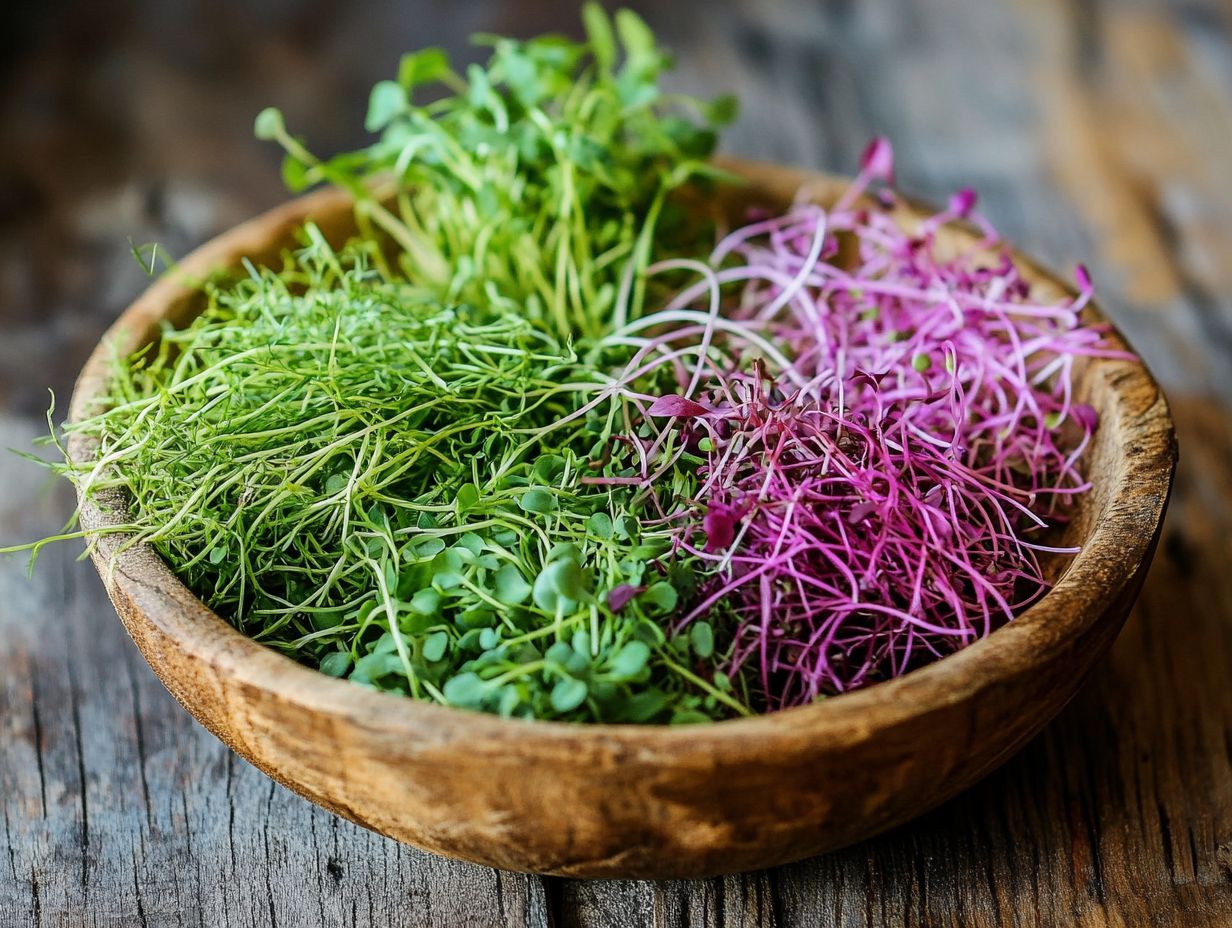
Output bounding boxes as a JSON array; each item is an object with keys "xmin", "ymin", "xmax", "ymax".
[{"xmin": 68, "ymin": 158, "xmax": 1177, "ymax": 755}]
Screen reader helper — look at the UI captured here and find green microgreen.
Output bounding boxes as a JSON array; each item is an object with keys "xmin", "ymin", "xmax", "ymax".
[
  {"xmin": 51, "ymin": 232, "xmax": 750, "ymax": 722},
  {"xmin": 255, "ymin": 3, "xmax": 736, "ymax": 342},
  {"xmin": 8, "ymin": 7, "xmax": 757, "ymax": 724}
]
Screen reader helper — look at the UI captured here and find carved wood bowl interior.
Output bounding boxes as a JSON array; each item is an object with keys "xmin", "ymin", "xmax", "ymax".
[{"xmin": 68, "ymin": 159, "xmax": 1177, "ymax": 879}]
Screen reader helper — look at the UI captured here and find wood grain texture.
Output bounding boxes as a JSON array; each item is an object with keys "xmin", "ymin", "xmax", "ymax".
[{"xmin": 1, "ymin": 0, "xmax": 1229, "ymax": 922}]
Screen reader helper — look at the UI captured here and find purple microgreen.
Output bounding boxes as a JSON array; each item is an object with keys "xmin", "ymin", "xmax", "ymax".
[
  {"xmin": 647, "ymin": 395, "xmax": 715, "ymax": 418},
  {"xmin": 607, "ymin": 583, "xmax": 644, "ymax": 613},
  {"xmin": 611, "ymin": 138, "xmax": 1126, "ymax": 709}
]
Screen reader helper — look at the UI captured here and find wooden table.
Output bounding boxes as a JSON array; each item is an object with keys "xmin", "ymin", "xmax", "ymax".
[{"xmin": 2, "ymin": 0, "xmax": 1230, "ymax": 924}]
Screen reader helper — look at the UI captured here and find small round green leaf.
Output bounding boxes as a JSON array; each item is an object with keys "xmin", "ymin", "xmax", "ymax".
[
  {"xmin": 253, "ymin": 107, "xmax": 285, "ymax": 140},
  {"xmin": 457, "ymin": 607, "xmax": 495, "ymax": 630},
  {"xmin": 550, "ymin": 677, "xmax": 588, "ymax": 713},
  {"xmin": 565, "ymin": 650, "xmax": 589, "ymax": 675},
  {"xmin": 281, "ymin": 154, "xmax": 312, "ymax": 193},
  {"xmin": 642, "ymin": 581, "xmax": 678, "ymax": 614},
  {"xmin": 609, "ymin": 640, "xmax": 650, "ymax": 680},
  {"xmin": 365, "ymin": 80, "xmax": 406, "ymax": 132},
  {"xmin": 494, "ymin": 564, "xmax": 532, "ymax": 605},
  {"xmin": 689, "ymin": 621, "xmax": 714, "ymax": 659},
  {"xmin": 456, "ymin": 483, "xmax": 480, "ymax": 512},
  {"xmin": 409, "ymin": 588, "xmax": 441, "ymax": 616},
  {"xmin": 670, "ymin": 709, "xmax": 712, "ymax": 725},
  {"xmin": 398, "ymin": 47, "xmax": 451, "ymax": 91},
  {"xmin": 547, "ymin": 542, "xmax": 582, "ymax": 564},
  {"xmin": 497, "ymin": 685, "xmax": 522, "ymax": 718},
  {"xmin": 571, "ymin": 630, "xmax": 591, "ymax": 656},
  {"xmin": 422, "ymin": 630, "xmax": 449, "ymax": 662},
  {"xmin": 705, "ymin": 94, "xmax": 739, "ymax": 126},
  {"xmin": 586, "ymin": 512, "xmax": 613, "ymax": 538},
  {"xmin": 519, "ymin": 488, "xmax": 557, "ymax": 514},
  {"xmin": 431, "ymin": 548, "xmax": 465, "ymax": 589},
  {"xmin": 413, "ymin": 537, "xmax": 446, "ymax": 559},
  {"xmin": 443, "ymin": 672, "xmax": 486, "ymax": 708},
  {"xmin": 532, "ymin": 558, "xmax": 587, "ymax": 612},
  {"xmin": 624, "ymin": 688, "xmax": 672, "ymax": 722},
  {"xmin": 531, "ymin": 454, "xmax": 566, "ymax": 483},
  {"xmin": 319, "ymin": 652, "xmax": 352, "ymax": 678},
  {"xmin": 456, "ymin": 532, "xmax": 484, "ymax": 555},
  {"xmin": 548, "ymin": 558, "xmax": 586, "ymax": 599}
]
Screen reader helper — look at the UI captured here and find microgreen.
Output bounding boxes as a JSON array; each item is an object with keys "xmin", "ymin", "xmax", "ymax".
[
  {"xmin": 43, "ymin": 231, "xmax": 747, "ymax": 722},
  {"xmin": 6, "ymin": 8, "xmax": 1112, "ymax": 723},
  {"xmin": 254, "ymin": 3, "xmax": 736, "ymax": 342},
  {"xmin": 614, "ymin": 138, "xmax": 1126, "ymax": 707},
  {"xmin": 0, "ymin": 8, "xmax": 751, "ymax": 724}
]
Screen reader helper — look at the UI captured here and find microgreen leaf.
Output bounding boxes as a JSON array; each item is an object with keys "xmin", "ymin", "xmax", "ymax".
[
  {"xmin": 414, "ymin": 538, "xmax": 446, "ymax": 559},
  {"xmin": 253, "ymin": 107, "xmax": 285, "ymax": 141},
  {"xmin": 397, "ymin": 47, "xmax": 451, "ymax": 92},
  {"xmin": 624, "ymin": 688, "xmax": 672, "ymax": 722},
  {"xmin": 571, "ymin": 630, "xmax": 591, "ymax": 655},
  {"xmin": 606, "ymin": 583, "xmax": 642, "ymax": 612},
  {"xmin": 422, "ymin": 630, "xmax": 449, "ymax": 662},
  {"xmin": 365, "ymin": 81, "xmax": 406, "ymax": 132},
  {"xmin": 608, "ymin": 640, "xmax": 650, "ymax": 680},
  {"xmin": 706, "ymin": 94, "xmax": 739, "ymax": 126},
  {"xmin": 319, "ymin": 652, "xmax": 352, "ymax": 677},
  {"xmin": 533, "ymin": 558, "xmax": 588, "ymax": 613},
  {"xmin": 443, "ymin": 672, "xmax": 487, "ymax": 708},
  {"xmin": 281, "ymin": 155, "xmax": 312, "ymax": 192},
  {"xmin": 647, "ymin": 395, "xmax": 711, "ymax": 418},
  {"xmin": 689, "ymin": 621, "xmax": 714, "ymax": 659},
  {"xmin": 409, "ymin": 588, "xmax": 441, "ymax": 616},
  {"xmin": 582, "ymin": 2, "xmax": 617, "ymax": 73},
  {"xmin": 456, "ymin": 483, "xmax": 480, "ymax": 512},
  {"xmin": 519, "ymin": 488, "xmax": 557, "ymax": 514},
  {"xmin": 642, "ymin": 581, "xmax": 678, "ymax": 614},
  {"xmin": 587, "ymin": 512, "xmax": 614, "ymax": 538},
  {"xmin": 493, "ymin": 564, "xmax": 532, "ymax": 605},
  {"xmin": 550, "ymin": 677, "xmax": 589, "ymax": 713}
]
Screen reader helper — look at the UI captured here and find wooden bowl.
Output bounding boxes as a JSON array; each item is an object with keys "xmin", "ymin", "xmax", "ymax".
[{"xmin": 68, "ymin": 160, "xmax": 1176, "ymax": 879}]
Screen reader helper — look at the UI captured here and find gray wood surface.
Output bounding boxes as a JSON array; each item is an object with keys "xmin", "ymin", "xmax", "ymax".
[{"xmin": 2, "ymin": 0, "xmax": 1231, "ymax": 924}]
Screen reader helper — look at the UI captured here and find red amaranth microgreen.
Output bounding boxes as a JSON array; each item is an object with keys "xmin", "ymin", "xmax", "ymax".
[{"xmin": 614, "ymin": 138, "xmax": 1131, "ymax": 709}]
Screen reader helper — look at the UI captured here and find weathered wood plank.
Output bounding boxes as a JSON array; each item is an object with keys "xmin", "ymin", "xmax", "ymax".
[
  {"xmin": 0, "ymin": 414, "xmax": 551, "ymax": 927},
  {"xmin": 2, "ymin": 0, "xmax": 1231, "ymax": 923}
]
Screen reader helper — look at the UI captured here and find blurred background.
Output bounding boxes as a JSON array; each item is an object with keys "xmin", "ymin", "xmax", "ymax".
[
  {"xmin": 7, "ymin": 0, "xmax": 1226, "ymax": 417},
  {"xmin": 2, "ymin": 1, "xmax": 1231, "ymax": 924}
]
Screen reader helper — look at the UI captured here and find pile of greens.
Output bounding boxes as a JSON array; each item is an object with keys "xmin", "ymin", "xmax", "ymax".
[
  {"xmin": 47, "ymin": 7, "xmax": 750, "ymax": 723},
  {"xmin": 15, "ymin": 7, "xmax": 1106, "ymax": 722},
  {"xmin": 255, "ymin": 4, "xmax": 733, "ymax": 341}
]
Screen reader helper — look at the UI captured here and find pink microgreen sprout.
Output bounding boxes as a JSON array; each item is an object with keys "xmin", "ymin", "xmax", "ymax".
[{"xmin": 603, "ymin": 139, "xmax": 1132, "ymax": 710}]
